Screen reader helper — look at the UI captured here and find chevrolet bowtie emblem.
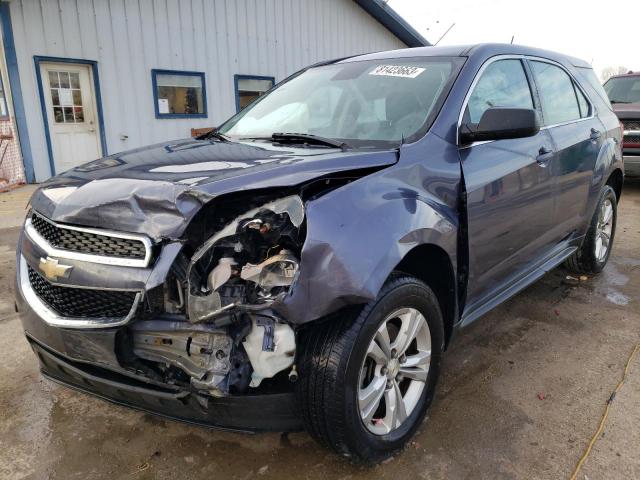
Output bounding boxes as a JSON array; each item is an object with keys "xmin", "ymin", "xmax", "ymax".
[{"xmin": 39, "ymin": 257, "xmax": 73, "ymax": 281}]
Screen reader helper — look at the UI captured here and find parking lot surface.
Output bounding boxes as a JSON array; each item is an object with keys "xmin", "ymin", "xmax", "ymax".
[{"xmin": 1, "ymin": 180, "xmax": 639, "ymax": 479}]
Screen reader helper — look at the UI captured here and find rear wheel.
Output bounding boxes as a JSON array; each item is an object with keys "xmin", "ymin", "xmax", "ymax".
[
  {"xmin": 565, "ymin": 185, "xmax": 617, "ymax": 274},
  {"xmin": 296, "ymin": 275, "xmax": 444, "ymax": 463}
]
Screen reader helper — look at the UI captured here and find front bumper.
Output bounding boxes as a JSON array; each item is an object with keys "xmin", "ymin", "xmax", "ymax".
[
  {"xmin": 16, "ymin": 228, "xmax": 303, "ymax": 433},
  {"xmin": 624, "ymin": 151, "xmax": 640, "ymax": 176},
  {"xmin": 27, "ymin": 336, "xmax": 302, "ymax": 432}
]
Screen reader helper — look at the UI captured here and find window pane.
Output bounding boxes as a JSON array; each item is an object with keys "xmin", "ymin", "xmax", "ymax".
[
  {"xmin": 531, "ymin": 61, "xmax": 580, "ymax": 125},
  {"xmin": 51, "ymin": 89, "xmax": 60, "ymax": 106},
  {"xmin": 74, "ymin": 106, "xmax": 84, "ymax": 122},
  {"xmin": 575, "ymin": 85, "xmax": 590, "ymax": 118},
  {"xmin": 49, "ymin": 71, "xmax": 60, "ymax": 88},
  {"xmin": 155, "ymin": 72, "xmax": 204, "ymax": 115},
  {"xmin": 72, "ymin": 89, "xmax": 82, "ymax": 106},
  {"xmin": 53, "ymin": 107, "xmax": 64, "ymax": 123},
  {"xmin": 237, "ymin": 77, "xmax": 274, "ymax": 110},
  {"xmin": 63, "ymin": 106, "xmax": 74, "ymax": 122},
  {"xmin": 466, "ymin": 59, "xmax": 533, "ymax": 124},
  {"xmin": 59, "ymin": 72, "xmax": 70, "ymax": 88},
  {"xmin": 70, "ymin": 72, "xmax": 80, "ymax": 89},
  {"xmin": 603, "ymin": 76, "xmax": 640, "ymax": 104}
]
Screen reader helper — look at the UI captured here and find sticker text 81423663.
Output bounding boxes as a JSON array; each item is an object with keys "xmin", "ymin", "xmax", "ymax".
[{"xmin": 369, "ymin": 65, "xmax": 426, "ymax": 78}]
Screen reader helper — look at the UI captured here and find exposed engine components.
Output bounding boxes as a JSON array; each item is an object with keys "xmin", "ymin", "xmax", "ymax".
[
  {"xmin": 144, "ymin": 195, "xmax": 305, "ymax": 397},
  {"xmin": 240, "ymin": 250, "xmax": 299, "ymax": 296},
  {"xmin": 186, "ymin": 195, "xmax": 305, "ymax": 323}
]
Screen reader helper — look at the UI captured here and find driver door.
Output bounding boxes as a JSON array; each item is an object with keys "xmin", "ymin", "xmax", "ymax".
[{"xmin": 460, "ymin": 58, "xmax": 558, "ymax": 313}]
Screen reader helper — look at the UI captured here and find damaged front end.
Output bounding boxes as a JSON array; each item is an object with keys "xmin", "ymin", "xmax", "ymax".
[{"xmin": 122, "ymin": 195, "xmax": 305, "ymax": 398}]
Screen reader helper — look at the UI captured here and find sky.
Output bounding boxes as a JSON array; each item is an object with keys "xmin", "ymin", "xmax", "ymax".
[{"xmin": 388, "ymin": 0, "xmax": 639, "ymax": 80}]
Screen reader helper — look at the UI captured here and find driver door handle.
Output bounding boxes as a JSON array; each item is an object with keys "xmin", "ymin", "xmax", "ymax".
[{"xmin": 536, "ymin": 146, "xmax": 554, "ymax": 167}]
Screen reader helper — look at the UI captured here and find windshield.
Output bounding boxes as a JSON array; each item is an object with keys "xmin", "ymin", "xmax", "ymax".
[
  {"xmin": 604, "ymin": 76, "xmax": 640, "ymax": 104},
  {"xmin": 219, "ymin": 57, "xmax": 464, "ymax": 148}
]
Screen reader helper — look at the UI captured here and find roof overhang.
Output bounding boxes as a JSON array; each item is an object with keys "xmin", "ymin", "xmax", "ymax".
[{"xmin": 353, "ymin": 0, "xmax": 430, "ymax": 48}]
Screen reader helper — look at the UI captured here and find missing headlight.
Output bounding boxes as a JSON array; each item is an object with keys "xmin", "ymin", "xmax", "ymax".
[{"xmin": 186, "ymin": 195, "xmax": 305, "ymax": 323}]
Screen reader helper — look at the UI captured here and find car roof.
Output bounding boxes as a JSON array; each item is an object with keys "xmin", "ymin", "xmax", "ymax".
[
  {"xmin": 607, "ymin": 72, "xmax": 640, "ymax": 80},
  {"xmin": 338, "ymin": 43, "xmax": 591, "ymax": 69}
]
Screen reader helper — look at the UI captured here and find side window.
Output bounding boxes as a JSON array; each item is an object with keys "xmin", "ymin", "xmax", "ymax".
[
  {"xmin": 466, "ymin": 59, "xmax": 534, "ymax": 124},
  {"xmin": 530, "ymin": 61, "xmax": 580, "ymax": 125},
  {"xmin": 575, "ymin": 85, "xmax": 591, "ymax": 118},
  {"xmin": 235, "ymin": 75, "xmax": 275, "ymax": 112}
]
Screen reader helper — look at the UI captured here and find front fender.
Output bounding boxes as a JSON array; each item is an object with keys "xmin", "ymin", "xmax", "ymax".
[{"xmin": 273, "ymin": 164, "xmax": 459, "ymax": 324}]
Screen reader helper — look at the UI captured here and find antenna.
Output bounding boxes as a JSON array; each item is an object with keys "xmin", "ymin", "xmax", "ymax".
[
  {"xmin": 434, "ymin": 22, "xmax": 455, "ymax": 46},
  {"xmin": 510, "ymin": 36, "xmax": 515, "ymax": 44}
]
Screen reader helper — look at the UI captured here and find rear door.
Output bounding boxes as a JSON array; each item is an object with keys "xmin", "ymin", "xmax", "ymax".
[
  {"xmin": 528, "ymin": 60, "xmax": 602, "ymax": 237},
  {"xmin": 460, "ymin": 58, "xmax": 558, "ymax": 309}
]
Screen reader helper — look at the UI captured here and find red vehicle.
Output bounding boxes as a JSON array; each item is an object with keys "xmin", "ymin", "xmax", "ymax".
[{"xmin": 604, "ymin": 72, "xmax": 640, "ymax": 175}]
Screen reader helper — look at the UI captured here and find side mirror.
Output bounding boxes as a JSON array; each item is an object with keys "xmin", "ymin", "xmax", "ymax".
[{"xmin": 459, "ymin": 107, "xmax": 541, "ymax": 144}]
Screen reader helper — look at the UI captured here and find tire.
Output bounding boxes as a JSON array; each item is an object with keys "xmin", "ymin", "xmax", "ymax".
[
  {"xmin": 565, "ymin": 185, "xmax": 617, "ymax": 274},
  {"xmin": 296, "ymin": 274, "xmax": 444, "ymax": 463}
]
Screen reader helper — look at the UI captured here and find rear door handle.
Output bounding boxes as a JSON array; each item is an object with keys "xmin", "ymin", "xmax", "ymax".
[
  {"xmin": 590, "ymin": 128, "xmax": 602, "ymax": 141},
  {"xmin": 536, "ymin": 146, "xmax": 554, "ymax": 166}
]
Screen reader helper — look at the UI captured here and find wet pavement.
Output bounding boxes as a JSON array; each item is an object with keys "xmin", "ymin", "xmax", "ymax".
[{"xmin": 1, "ymin": 180, "xmax": 639, "ymax": 479}]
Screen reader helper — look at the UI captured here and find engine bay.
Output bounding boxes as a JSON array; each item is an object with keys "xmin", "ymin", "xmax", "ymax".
[{"xmin": 123, "ymin": 195, "xmax": 305, "ymax": 397}]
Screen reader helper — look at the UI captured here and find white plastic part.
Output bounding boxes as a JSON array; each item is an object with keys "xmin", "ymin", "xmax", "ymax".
[{"xmin": 243, "ymin": 319, "xmax": 296, "ymax": 387}]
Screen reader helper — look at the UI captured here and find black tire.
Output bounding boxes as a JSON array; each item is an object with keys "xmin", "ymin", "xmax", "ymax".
[
  {"xmin": 295, "ymin": 274, "xmax": 444, "ymax": 463},
  {"xmin": 565, "ymin": 185, "xmax": 617, "ymax": 274}
]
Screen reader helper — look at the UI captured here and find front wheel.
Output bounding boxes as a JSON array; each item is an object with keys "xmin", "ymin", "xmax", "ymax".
[
  {"xmin": 565, "ymin": 185, "xmax": 617, "ymax": 274},
  {"xmin": 296, "ymin": 275, "xmax": 444, "ymax": 463}
]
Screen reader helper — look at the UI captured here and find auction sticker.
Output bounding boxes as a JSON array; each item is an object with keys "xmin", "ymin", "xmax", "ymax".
[{"xmin": 369, "ymin": 65, "xmax": 425, "ymax": 78}]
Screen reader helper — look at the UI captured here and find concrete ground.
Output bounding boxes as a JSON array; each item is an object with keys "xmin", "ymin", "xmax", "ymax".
[{"xmin": 1, "ymin": 181, "xmax": 639, "ymax": 480}]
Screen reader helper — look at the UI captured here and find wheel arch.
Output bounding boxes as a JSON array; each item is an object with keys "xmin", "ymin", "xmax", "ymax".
[
  {"xmin": 606, "ymin": 167, "xmax": 623, "ymax": 201},
  {"xmin": 393, "ymin": 244, "xmax": 458, "ymax": 348}
]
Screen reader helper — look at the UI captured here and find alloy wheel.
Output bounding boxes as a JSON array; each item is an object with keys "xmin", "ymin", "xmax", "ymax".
[
  {"xmin": 358, "ymin": 307, "xmax": 431, "ymax": 435},
  {"xmin": 595, "ymin": 198, "xmax": 614, "ymax": 262}
]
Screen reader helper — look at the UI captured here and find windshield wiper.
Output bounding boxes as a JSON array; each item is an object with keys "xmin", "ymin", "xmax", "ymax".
[
  {"xmin": 271, "ymin": 133, "xmax": 349, "ymax": 150},
  {"xmin": 610, "ymin": 100, "xmax": 631, "ymax": 104},
  {"xmin": 200, "ymin": 130, "xmax": 231, "ymax": 142}
]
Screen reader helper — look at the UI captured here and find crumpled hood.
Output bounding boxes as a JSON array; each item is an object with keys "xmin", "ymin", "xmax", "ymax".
[{"xmin": 30, "ymin": 138, "xmax": 397, "ymax": 240}]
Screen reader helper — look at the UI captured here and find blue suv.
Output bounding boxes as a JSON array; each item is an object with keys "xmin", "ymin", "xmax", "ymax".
[{"xmin": 16, "ymin": 44, "xmax": 623, "ymax": 463}]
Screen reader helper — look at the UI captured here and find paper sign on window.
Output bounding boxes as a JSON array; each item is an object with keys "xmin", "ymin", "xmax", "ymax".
[
  {"xmin": 158, "ymin": 98, "xmax": 169, "ymax": 114},
  {"xmin": 59, "ymin": 88, "xmax": 74, "ymax": 106}
]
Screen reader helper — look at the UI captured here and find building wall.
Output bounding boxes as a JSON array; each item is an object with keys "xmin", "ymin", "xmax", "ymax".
[{"xmin": 8, "ymin": 0, "xmax": 406, "ymax": 182}]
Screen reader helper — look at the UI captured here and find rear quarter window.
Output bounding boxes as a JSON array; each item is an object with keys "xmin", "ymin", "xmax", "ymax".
[{"xmin": 576, "ymin": 67, "xmax": 613, "ymax": 111}]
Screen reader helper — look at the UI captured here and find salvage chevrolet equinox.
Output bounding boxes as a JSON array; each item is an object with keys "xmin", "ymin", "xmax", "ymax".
[{"xmin": 16, "ymin": 44, "xmax": 624, "ymax": 463}]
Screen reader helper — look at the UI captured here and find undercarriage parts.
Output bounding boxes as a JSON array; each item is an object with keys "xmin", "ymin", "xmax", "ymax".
[{"xmin": 131, "ymin": 323, "xmax": 232, "ymax": 395}]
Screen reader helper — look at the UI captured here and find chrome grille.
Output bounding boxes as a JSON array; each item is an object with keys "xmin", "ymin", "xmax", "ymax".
[
  {"xmin": 623, "ymin": 119, "xmax": 640, "ymax": 144},
  {"xmin": 30, "ymin": 212, "xmax": 147, "ymax": 260},
  {"xmin": 27, "ymin": 265, "xmax": 137, "ymax": 319}
]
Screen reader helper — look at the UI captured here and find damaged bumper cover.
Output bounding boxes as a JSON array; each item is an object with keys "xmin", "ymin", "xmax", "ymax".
[{"xmin": 27, "ymin": 336, "xmax": 302, "ymax": 432}]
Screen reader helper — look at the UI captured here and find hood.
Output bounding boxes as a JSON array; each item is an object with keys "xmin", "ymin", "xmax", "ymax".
[
  {"xmin": 30, "ymin": 138, "xmax": 398, "ymax": 240},
  {"xmin": 612, "ymin": 102, "xmax": 640, "ymax": 120}
]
